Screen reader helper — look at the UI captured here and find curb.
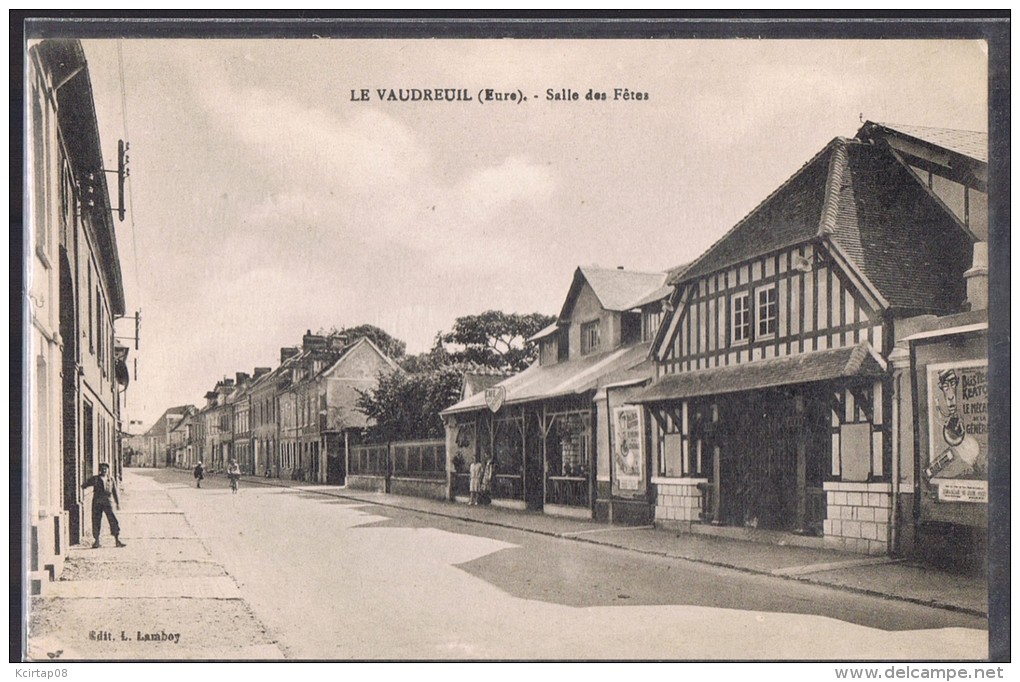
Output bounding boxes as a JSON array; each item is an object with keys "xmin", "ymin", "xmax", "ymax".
[{"xmin": 214, "ymin": 472, "xmax": 989, "ymax": 620}]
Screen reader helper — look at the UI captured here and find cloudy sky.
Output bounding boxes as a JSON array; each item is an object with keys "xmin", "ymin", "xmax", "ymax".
[{"xmin": 78, "ymin": 37, "xmax": 987, "ymax": 428}]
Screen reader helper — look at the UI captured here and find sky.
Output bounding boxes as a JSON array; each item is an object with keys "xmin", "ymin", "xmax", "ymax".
[{"xmin": 76, "ymin": 37, "xmax": 988, "ymax": 429}]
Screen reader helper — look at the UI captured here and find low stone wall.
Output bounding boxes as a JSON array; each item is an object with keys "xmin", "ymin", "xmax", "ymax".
[
  {"xmin": 346, "ymin": 474, "xmax": 388, "ymax": 494},
  {"xmin": 389, "ymin": 476, "xmax": 447, "ymax": 501},
  {"xmin": 653, "ymin": 478, "xmax": 707, "ymax": 529},
  {"xmin": 823, "ymin": 481, "xmax": 892, "ymax": 555}
]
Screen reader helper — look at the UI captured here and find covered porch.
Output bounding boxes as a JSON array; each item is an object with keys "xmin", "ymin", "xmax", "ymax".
[
  {"xmin": 443, "ymin": 344, "xmax": 653, "ymax": 518},
  {"xmin": 634, "ymin": 343, "xmax": 892, "ymax": 550}
]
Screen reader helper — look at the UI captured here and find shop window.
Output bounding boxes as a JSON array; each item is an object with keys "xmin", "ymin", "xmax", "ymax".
[
  {"xmin": 547, "ymin": 412, "xmax": 591, "ymax": 477},
  {"xmin": 757, "ymin": 284, "xmax": 778, "ymax": 338},
  {"xmin": 732, "ymin": 292, "xmax": 750, "ymax": 344},
  {"xmin": 581, "ymin": 320, "xmax": 600, "ymax": 354}
]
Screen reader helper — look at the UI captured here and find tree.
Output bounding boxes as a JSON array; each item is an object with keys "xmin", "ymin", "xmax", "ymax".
[
  {"xmin": 355, "ymin": 365, "xmax": 463, "ymax": 442},
  {"xmin": 316, "ymin": 324, "xmax": 407, "ymax": 359},
  {"xmin": 343, "ymin": 324, "xmax": 407, "ymax": 359},
  {"xmin": 438, "ymin": 310, "xmax": 556, "ymax": 372}
]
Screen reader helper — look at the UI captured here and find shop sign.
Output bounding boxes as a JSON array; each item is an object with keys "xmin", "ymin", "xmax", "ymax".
[
  {"xmin": 925, "ymin": 360, "xmax": 988, "ymax": 504},
  {"xmin": 612, "ymin": 406, "xmax": 643, "ymax": 493},
  {"xmin": 485, "ymin": 386, "xmax": 506, "ymax": 413}
]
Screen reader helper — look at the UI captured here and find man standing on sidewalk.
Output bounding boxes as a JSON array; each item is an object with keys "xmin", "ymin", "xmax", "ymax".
[{"xmin": 81, "ymin": 462, "xmax": 126, "ymax": 549}]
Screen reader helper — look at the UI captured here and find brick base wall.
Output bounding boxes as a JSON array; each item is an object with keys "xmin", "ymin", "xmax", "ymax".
[
  {"xmin": 823, "ymin": 481, "xmax": 892, "ymax": 555},
  {"xmin": 653, "ymin": 478, "xmax": 707, "ymax": 529}
]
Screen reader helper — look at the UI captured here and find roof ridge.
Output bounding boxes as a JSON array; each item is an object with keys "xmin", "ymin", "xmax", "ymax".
[
  {"xmin": 580, "ymin": 264, "xmax": 665, "ymax": 277},
  {"xmin": 817, "ymin": 138, "xmax": 850, "ymax": 237}
]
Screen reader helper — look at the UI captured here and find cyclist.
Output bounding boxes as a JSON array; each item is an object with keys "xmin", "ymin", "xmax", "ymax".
[{"xmin": 227, "ymin": 458, "xmax": 241, "ymax": 494}]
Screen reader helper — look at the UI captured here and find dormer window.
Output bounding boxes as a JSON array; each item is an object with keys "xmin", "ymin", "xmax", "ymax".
[{"xmin": 581, "ymin": 320, "xmax": 601, "ymax": 355}]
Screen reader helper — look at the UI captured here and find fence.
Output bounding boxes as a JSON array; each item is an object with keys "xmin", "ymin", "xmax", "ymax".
[{"xmin": 347, "ymin": 439, "xmax": 448, "ymax": 500}]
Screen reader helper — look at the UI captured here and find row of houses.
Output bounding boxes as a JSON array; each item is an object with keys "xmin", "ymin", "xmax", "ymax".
[
  {"xmin": 27, "ymin": 39, "xmax": 132, "ymax": 592},
  {"xmin": 441, "ymin": 122, "xmax": 990, "ymax": 563},
  {"xmin": 136, "ymin": 331, "xmax": 399, "ymax": 484}
]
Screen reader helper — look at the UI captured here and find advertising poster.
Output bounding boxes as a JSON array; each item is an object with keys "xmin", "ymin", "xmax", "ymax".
[
  {"xmin": 925, "ymin": 360, "xmax": 989, "ymax": 503},
  {"xmin": 612, "ymin": 405, "xmax": 644, "ymax": 495}
]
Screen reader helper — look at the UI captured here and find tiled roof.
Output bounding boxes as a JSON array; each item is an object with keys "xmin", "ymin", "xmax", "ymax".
[
  {"xmin": 442, "ymin": 342, "xmax": 653, "ymax": 415},
  {"xmin": 625, "ymin": 284, "xmax": 674, "ymax": 310},
  {"xmin": 632, "ymin": 343, "xmax": 886, "ymax": 403},
  {"xmin": 830, "ymin": 141, "xmax": 972, "ymax": 311},
  {"xmin": 870, "ymin": 122, "xmax": 987, "ymax": 164},
  {"xmin": 673, "ymin": 137, "xmax": 974, "ymax": 313},
  {"xmin": 578, "ymin": 266, "xmax": 669, "ymax": 312},
  {"xmin": 674, "ymin": 142, "xmax": 836, "ymax": 284},
  {"xmin": 527, "ymin": 321, "xmax": 560, "ymax": 343}
]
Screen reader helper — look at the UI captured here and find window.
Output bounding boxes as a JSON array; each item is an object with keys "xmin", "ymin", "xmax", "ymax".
[
  {"xmin": 87, "ymin": 266, "xmax": 94, "ymax": 353},
  {"xmin": 732, "ymin": 292, "xmax": 750, "ymax": 344},
  {"xmin": 757, "ymin": 285, "xmax": 778, "ymax": 337},
  {"xmin": 581, "ymin": 320, "xmax": 600, "ymax": 354},
  {"xmin": 96, "ymin": 289, "xmax": 105, "ymax": 373},
  {"xmin": 641, "ymin": 309, "xmax": 663, "ymax": 342}
]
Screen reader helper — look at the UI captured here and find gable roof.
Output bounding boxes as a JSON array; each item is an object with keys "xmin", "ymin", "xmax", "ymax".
[
  {"xmin": 576, "ymin": 266, "xmax": 669, "ymax": 312},
  {"xmin": 558, "ymin": 266, "xmax": 669, "ymax": 324},
  {"xmin": 673, "ymin": 140, "xmax": 838, "ymax": 285},
  {"xmin": 319, "ymin": 336, "xmax": 400, "ymax": 379},
  {"xmin": 860, "ymin": 121, "xmax": 987, "ymax": 165},
  {"xmin": 672, "ymin": 136, "xmax": 975, "ymax": 313},
  {"xmin": 144, "ymin": 405, "xmax": 195, "ymax": 437}
]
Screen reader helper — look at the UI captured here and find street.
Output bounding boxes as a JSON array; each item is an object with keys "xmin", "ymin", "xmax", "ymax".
[{"xmin": 156, "ymin": 469, "xmax": 985, "ymax": 660}]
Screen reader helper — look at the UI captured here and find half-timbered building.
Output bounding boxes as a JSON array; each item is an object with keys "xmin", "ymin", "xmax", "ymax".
[{"xmin": 634, "ymin": 132, "xmax": 978, "ymax": 554}]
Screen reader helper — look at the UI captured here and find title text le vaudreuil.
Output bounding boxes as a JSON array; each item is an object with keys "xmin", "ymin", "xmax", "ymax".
[{"xmin": 351, "ymin": 87, "xmax": 649, "ymax": 103}]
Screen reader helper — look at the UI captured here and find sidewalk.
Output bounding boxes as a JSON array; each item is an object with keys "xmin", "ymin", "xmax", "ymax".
[
  {"xmin": 236, "ymin": 472, "xmax": 989, "ymax": 619},
  {"xmin": 26, "ymin": 470, "xmax": 284, "ymax": 661}
]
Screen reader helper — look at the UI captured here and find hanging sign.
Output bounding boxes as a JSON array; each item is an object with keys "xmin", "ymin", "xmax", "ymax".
[{"xmin": 485, "ymin": 386, "xmax": 506, "ymax": 413}]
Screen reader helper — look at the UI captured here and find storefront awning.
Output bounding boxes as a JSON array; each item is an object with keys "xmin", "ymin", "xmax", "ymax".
[
  {"xmin": 631, "ymin": 342, "xmax": 887, "ymax": 404},
  {"xmin": 441, "ymin": 343, "xmax": 653, "ymax": 416}
]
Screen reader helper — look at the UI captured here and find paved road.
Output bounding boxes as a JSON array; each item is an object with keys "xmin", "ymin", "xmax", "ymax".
[{"xmin": 148, "ymin": 469, "xmax": 987, "ymax": 660}]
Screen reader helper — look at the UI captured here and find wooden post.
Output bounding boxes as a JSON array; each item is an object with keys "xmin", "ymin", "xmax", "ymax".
[{"xmin": 712, "ymin": 444, "xmax": 722, "ymax": 524}]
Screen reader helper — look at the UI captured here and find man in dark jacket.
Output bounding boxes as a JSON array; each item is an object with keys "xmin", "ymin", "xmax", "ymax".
[{"xmin": 81, "ymin": 462, "xmax": 126, "ymax": 548}]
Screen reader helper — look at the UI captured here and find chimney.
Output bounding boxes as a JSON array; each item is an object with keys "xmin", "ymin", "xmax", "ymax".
[
  {"xmin": 253, "ymin": 367, "xmax": 272, "ymax": 379},
  {"xmin": 303, "ymin": 330, "xmax": 326, "ymax": 351},
  {"xmin": 235, "ymin": 372, "xmax": 251, "ymax": 386},
  {"xmin": 280, "ymin": 346, "xmax": 300, "ymax": 363},
  {"xmin": 964, "ymin": 242, "xmax": 988, "ymax": 311}
]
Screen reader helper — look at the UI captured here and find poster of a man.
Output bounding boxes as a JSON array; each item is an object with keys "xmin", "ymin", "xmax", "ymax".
[
  {"xmin": 926, "ymin": 364, "xmax": 989, "ymax": 482},
  {"xmin": 612, "ymin": 406, "xmax": 643, "ymax": 493}
]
